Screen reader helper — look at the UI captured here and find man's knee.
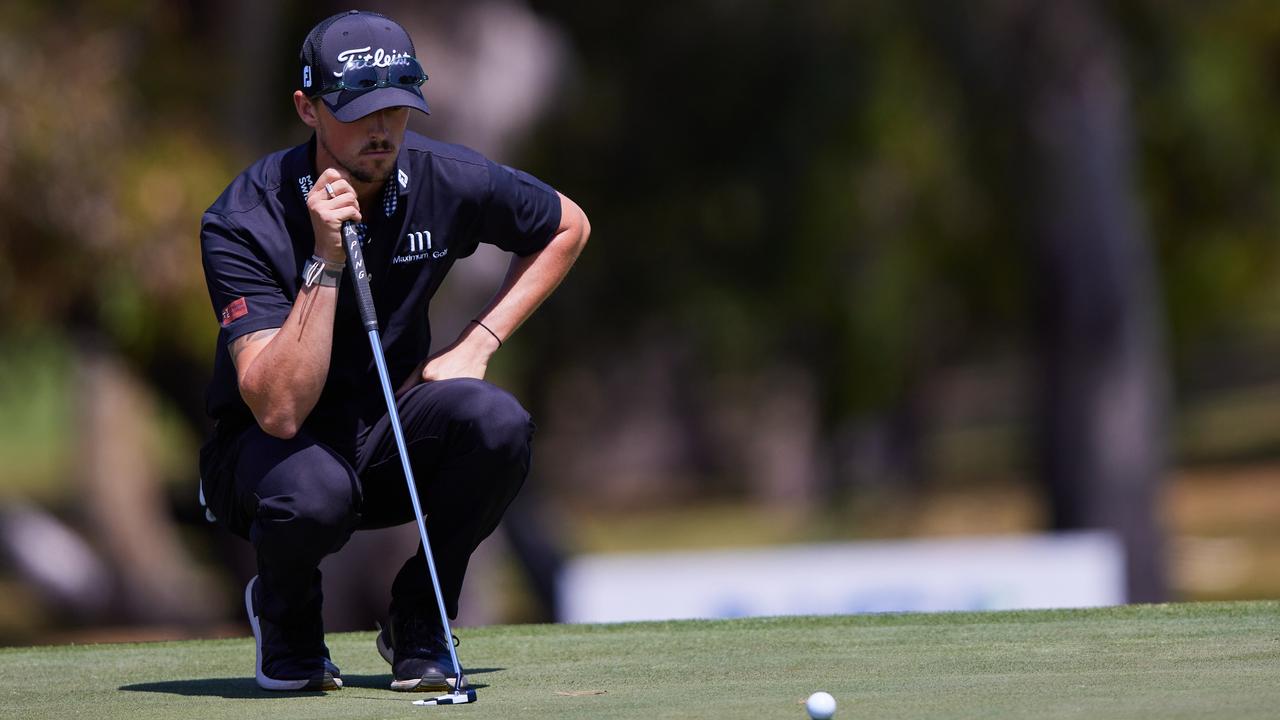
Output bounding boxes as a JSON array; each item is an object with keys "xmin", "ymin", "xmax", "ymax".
[
  {"xmin": 285, "ymin": 461, "xmax": 359, "ymax": 537},
  {"xmin": 244, "ymin": 437, "xmax": 360, "ymax": 553},
  {"xmin": 438, "ymin": 379, "xmax": 533, "ymax": 459}
]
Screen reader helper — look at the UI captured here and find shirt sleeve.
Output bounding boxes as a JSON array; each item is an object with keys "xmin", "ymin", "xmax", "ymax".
[
  {"xmin": 200, "ymin": 211, "xmax": 293, "ymax": 343},
  {"xmin": 477, "ymin": 161, "xmax": 562, "ymax": 256}
]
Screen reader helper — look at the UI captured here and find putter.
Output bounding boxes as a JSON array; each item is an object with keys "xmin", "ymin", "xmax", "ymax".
[{"xmin": 342, "ymin": 221, "xmax": 474, "ymax": 706}]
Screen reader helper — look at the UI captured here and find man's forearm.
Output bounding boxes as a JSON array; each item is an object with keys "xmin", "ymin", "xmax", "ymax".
[
  {"xmin": 236, "ymin": 283, "xmax": 339, "ymax": 438},
  {"xmin": 475, "ymin": 194, "xmax": 590, "ymax": 341}
]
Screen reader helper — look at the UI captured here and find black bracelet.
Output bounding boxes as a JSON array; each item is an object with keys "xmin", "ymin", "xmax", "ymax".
[{"xmin": 470, "ymin": 319, "xmax": 502, "ymax": 348}]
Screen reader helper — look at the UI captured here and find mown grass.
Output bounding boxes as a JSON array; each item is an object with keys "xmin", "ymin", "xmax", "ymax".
[{"xmin": 1, "ymin": 601, "xmax": 1277, "ymax": 719}]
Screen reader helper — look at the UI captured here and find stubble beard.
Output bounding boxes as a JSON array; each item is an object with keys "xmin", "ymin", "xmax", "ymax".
[{"xmin": 318, "ymin": 132, "xmax": 393, "ymax": 185}]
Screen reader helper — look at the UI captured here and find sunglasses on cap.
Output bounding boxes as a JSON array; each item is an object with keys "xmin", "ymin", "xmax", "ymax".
[{"xmin": 312, "ymin": 56, "xmax": 428, "ymax": 96}]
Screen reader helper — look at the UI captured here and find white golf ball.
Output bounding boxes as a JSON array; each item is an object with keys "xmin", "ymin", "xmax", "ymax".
[{"xmin": 806, "ymin": 691, "xmax": 837, "ymax": 719}]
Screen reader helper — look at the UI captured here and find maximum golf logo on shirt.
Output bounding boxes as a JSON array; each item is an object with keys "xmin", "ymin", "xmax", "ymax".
[{"xmin": 393, "ymin": 228, "xmax": 447, "ymax": 264}]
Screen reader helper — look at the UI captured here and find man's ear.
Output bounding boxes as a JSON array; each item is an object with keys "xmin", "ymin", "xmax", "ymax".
[{"xmin": 293, "ymin": 91, "xmax": 320, "ymax": 129}]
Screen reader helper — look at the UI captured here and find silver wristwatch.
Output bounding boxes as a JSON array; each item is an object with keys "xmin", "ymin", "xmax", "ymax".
[{"xmin": 302, "ymin": 255, "xmax": 345, "ymax": 289}]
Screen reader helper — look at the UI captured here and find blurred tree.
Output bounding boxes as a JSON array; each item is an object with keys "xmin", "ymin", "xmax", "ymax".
[
  {"xmin": 1015, "ymin": 0, "xmax": 1169, "ymax": 603},
  {"xmin": 0, "ymin": 0, "xmax": 235, "ymax": 625},
  {"xmin": 919, "ymin": 0, "xmax": 1170, "ymax": 601}
]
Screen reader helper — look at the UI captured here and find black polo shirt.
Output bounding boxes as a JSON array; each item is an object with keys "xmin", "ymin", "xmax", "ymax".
[{"xmin": 199, "ymin": 130, "xmax": 560, "ymax": 457}]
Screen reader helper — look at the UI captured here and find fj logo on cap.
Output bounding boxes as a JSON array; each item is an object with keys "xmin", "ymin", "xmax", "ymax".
[{"xmin": 302, "ymin": 66, "xmax": 312, "ymax": 88}]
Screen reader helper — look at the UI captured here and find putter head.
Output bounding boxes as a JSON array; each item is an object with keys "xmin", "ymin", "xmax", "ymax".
[{"xmin": 412, "ymin": 688, "xmax": 477, "ymax": 706}]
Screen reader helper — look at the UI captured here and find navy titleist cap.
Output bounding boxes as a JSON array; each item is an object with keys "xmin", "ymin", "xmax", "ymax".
[{"xmin": 299, "ymin": 9, "xmax": 430, "ymax": 122}]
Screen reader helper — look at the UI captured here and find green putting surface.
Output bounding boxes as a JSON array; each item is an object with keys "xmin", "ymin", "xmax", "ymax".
[{"xmin": 2, "ymin": 602, "xmax": 1278, "ymax": 719}]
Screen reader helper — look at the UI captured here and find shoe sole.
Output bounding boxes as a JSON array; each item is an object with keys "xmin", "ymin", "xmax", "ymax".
[
  {"xmin": 246, "ymin": 576, "xmax": 341, "ymax": 691},
  {"xmin": 391, "ymin": 677, "xmax": 453, "ymax": 692},
  {"xmin": 376, "ymin": 623, "xmax": 462, "ymax": 692}
]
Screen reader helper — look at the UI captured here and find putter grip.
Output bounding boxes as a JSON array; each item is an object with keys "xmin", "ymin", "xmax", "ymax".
[{"xmin": 341, "ymin": 222, "xmax": 379, "ymax": 332}]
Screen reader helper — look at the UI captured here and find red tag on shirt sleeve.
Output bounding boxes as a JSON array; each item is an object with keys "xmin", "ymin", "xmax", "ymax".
[{"xmin": 220, "ymin": 297, "xmax": 249, "ymax": 327}]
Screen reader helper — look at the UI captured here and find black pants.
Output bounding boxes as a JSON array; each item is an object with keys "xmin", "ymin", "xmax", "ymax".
[{"xmin": 221, "ymin": 378, "xmax": 532, "ymax": 628}]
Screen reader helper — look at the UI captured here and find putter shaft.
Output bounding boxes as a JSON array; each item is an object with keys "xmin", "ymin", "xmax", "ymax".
[
  {"xmin": 342, "ymin": 221, "xmax": 465, "ymax": 691},
  {"xmin": 366, "ymin": 328, "xmax": 465, "ymax": 690}
]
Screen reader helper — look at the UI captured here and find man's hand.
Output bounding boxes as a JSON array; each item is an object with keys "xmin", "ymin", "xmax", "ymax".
[
  {"xmin": 307, "ymin": 168, "xmax": 362, "ymax": 263},
  {"xmin": 397, "ymin": 322, "xmax": 502, "ymax": 395}
]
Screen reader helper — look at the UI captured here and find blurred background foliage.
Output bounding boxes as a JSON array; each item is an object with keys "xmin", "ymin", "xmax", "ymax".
[{"xmin": 3, "ymin": 0, "xmax": 1280, "ymax": 641}]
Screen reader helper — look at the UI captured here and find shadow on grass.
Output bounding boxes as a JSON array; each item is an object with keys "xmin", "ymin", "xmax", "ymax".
[
  {"xmin": 119, "ymin": 677, "xmax": 299, "ymax": 699},
  {"xmin": 119, "ymin": 669, "xmax": 500, "ymax": 698}
]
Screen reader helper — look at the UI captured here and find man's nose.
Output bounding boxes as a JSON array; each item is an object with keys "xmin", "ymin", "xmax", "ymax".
[{"xmin": 368, "ymin": 109, "xmax": 392, "ymax": 135}]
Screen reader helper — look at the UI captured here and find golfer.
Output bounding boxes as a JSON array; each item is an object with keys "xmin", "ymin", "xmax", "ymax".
[{"xmin": 197, "ymin": 9, "xmax": 588, "ymax": 692}]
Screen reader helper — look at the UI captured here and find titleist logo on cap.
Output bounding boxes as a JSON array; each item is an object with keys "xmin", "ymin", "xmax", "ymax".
[{"xmin": 333, "ymin": 47, "xmax": 413, "ymax": 78}]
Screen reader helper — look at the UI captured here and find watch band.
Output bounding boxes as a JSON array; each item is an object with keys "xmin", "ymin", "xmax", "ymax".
[{"xmin": 302, "ymin": 255, "xmax": 345, "ymax": 289}]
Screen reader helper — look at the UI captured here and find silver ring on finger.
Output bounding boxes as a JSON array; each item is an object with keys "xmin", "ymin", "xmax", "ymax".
[{"xmin": 324, "ymin": 183, "xmax": 336, "ymax": 199}]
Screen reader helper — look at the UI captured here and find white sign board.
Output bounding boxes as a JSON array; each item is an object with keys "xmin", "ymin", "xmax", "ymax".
[{"xmin": 558, "ymin": 532, "xmax": 1125, "ymax": 623}]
